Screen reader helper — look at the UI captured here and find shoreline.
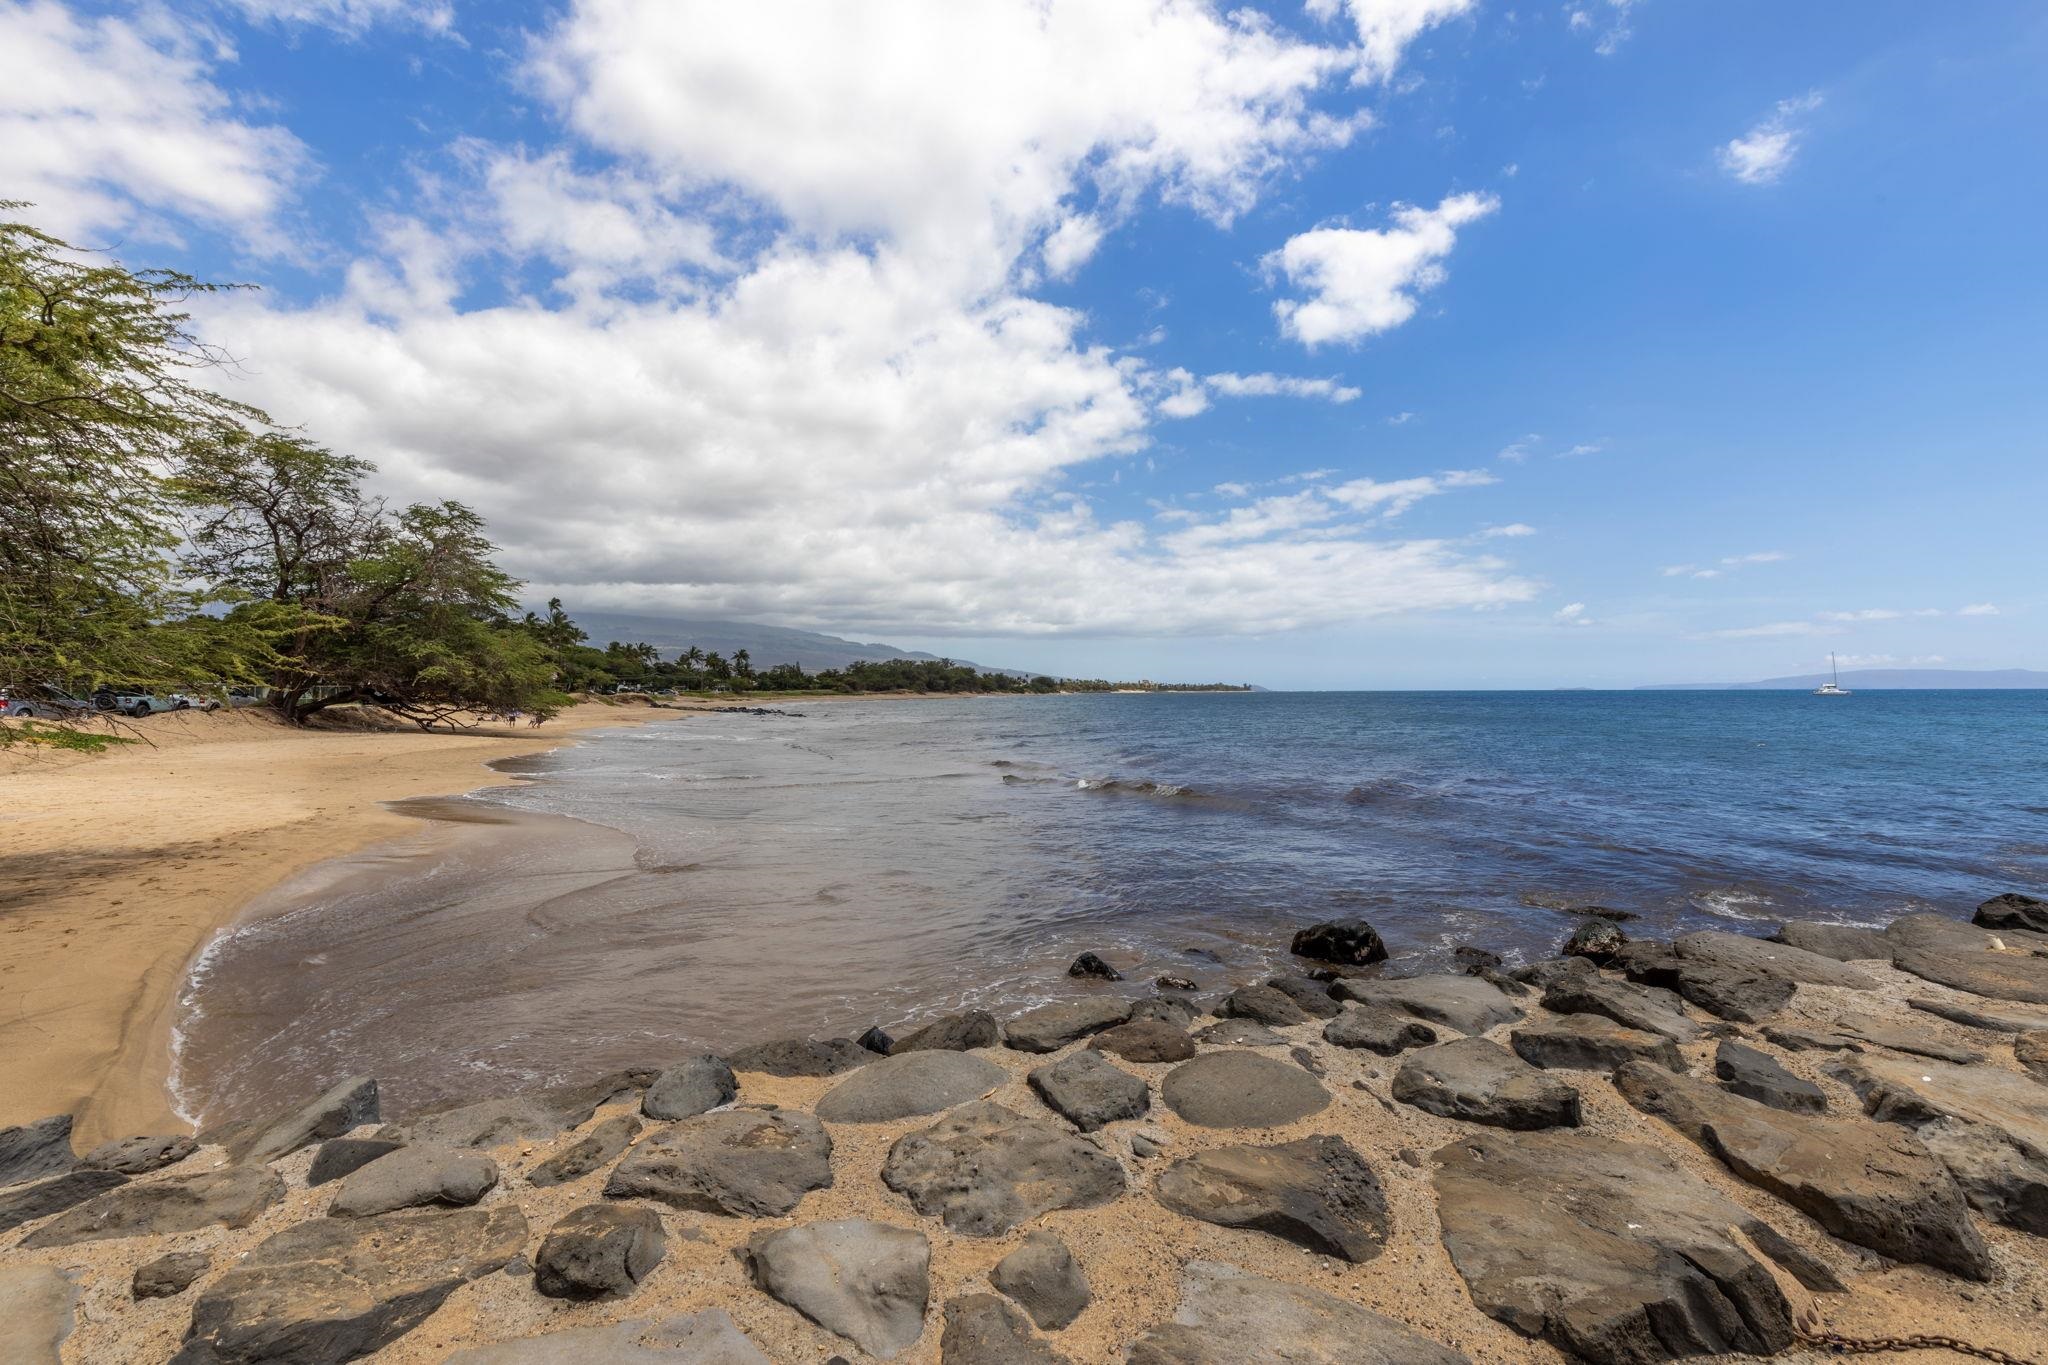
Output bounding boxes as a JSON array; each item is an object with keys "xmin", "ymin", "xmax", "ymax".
[{"xmin": 0, "ymin": 701, "xmax": 689, "ymax": 1147}]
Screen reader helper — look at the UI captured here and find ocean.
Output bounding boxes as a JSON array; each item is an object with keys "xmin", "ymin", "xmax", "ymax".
[{"xmin": 171, "ymin": 689, "xmax": 2048, "ymax": 1124}]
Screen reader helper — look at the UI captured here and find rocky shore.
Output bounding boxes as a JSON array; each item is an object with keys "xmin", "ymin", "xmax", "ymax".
[{"xmin": 4, "ymin": 894, "xmax": 2047, "ymax": 1364}]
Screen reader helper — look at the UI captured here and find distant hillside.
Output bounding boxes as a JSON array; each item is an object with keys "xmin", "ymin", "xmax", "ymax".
[
  {"xmin": 1641, "ymin": 668, "xmax": 2048, "ymax": 691},
  {"xmin": 562, "ymin": 610, "xmax": 1027, "ymax": 676}
]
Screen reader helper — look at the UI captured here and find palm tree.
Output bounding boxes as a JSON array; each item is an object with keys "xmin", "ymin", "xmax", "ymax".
[
  {"xmin": 733, "ymin": 648, "xmax": 754, "ymax": 679},
  {"xmin": 680, "ymin": 645, "xmax": 705, "ymax": 671}
]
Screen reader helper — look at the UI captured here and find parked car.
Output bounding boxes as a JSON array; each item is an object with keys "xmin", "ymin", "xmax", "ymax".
[
  {"xmin": 168, "ymin": 693, "xmax": 224, "ymax": 712},
  {"xmin": 92, "ymin": 687, "xmax": 173, "ymax": 718},
  {"xmin": 223, "ymin": 687, "xmax": 268, "ymax": 708},
  {"xmin": 0, "ymin": 686, "xmax": 94, "ymax": 719}
]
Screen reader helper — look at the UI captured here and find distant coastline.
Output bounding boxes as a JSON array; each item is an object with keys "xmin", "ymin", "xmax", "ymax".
[{"xmin": 1639, "ymin": 666, "xmax": 2048, "ymax": 691}]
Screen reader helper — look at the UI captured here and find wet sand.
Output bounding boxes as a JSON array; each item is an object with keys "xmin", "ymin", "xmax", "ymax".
[{"xmin": 0, "ymin": 701, "xmax": 686, "ymax": 1146}]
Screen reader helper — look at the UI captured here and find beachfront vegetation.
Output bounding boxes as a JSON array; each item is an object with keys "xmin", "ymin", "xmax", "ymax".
[{"xmin": 1, "ymin": 209, "xmax": 1243, "ymax": 734}]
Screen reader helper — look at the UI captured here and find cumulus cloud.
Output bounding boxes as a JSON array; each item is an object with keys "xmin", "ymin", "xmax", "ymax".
[
  {"xmin": 1554, "ymin": 601, "xmax": 1592, "ymax": 626},
  {"xmin": 1959, "ymin": 602, "xmax": 2000, "ymax": 616},
  {"xmin": 1481, "ymin": 522, "xmax": 1536, "ymax": 538},
  {"xmin": 151, "ymin": 0, "xmax": 1534, "ymax": 637},
  {"xmin": 0, "ymin": 0, "xmax": 307, "ymax": 247},
  {"xmin": 1706, "ymin": 620, "xmax": 1826, "ymax": 639},
  {"xmin": 1267, "ymin": 192, "xmax": 1499, "ymax": 346},
  {"xmin": 1719, "ymin": 92, "xmax": 1823, "ymax": 186},
  {"xmin": 222, "ymin": 0, "xmax": 453, "ymax": 33},
  {"xmin": 1720, "ymin": 550, "xmax": 1787, "ymax": 566},
  {"xmin": 1305, "ymin": 0, "xmax": 1477, "ymax": 81}
]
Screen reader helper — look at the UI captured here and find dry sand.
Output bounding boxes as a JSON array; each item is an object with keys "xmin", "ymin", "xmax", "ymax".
[{"xmin": 0, "ymin": 701, "xmax": 689, "ymax": 1147}]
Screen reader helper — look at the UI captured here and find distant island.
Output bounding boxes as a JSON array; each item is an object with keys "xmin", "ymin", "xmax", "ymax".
[{"xmin": 1640, "ymin": 667, "xmax": 2048, "ymax": 691}]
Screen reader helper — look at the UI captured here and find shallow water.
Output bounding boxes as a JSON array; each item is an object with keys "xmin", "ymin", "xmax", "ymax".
[{"xmin": 173, "ymin": 690, "xmax": 2048, "ymax": 1123}]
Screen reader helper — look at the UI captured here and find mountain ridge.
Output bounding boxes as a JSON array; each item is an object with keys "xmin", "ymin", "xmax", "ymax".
[{"xmin": 560, "ymin": 610, "xmax": 1029, "ymax": 677}]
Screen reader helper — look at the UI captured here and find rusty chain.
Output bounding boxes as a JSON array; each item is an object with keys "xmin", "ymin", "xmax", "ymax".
[{"xmin": 1796, "ymin": 1325, "xmax": 2041, "ymax": 1365}]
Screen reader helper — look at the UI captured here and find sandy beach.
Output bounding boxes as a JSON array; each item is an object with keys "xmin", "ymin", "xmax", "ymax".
[{"xmin": 0, "ymin": 701, "xmax": 689, "ymax": 1148}]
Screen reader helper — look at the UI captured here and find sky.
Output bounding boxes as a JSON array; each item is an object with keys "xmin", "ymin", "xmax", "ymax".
[{"xmin": 5, "ymin": 0, "xmax": 2044, "ymax": 688}]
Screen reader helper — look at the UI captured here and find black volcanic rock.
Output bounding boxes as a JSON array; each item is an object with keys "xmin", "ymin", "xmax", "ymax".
[{"xmin": 1288, "ymin": 918, "xmax": 1387, "ymax": 967}]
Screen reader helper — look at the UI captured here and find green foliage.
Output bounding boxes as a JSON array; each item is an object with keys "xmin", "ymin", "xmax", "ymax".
[{"xmin": 4, "ymin": 720, "xmax": 138, "ymax": 752}]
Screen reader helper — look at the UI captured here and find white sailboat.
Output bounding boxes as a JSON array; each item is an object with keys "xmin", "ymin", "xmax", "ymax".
[{"xmin": 1813, "ymin": 653, "xmax": 1851, "ymax": 696}]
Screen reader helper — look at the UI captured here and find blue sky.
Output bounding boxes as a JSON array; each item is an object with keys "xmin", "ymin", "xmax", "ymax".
[{"xmin": 6, "ymin": 0, "xmax": 2043, "ymax": 687}]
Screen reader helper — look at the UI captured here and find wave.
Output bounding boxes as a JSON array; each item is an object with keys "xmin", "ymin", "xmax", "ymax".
[{"xmin": 1074, "ymin": 776, "xmax": 1202, "ymax": 799}]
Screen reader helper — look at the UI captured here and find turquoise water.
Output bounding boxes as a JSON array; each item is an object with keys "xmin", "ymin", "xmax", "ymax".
[{"xmin": 176, "ymin": 689, "xmax": 2048, "ymax": 1120}]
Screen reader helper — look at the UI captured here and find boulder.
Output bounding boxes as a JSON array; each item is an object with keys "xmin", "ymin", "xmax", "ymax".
[
  {"xmin": 1393, "ymin": 1038, "xmax": 1582, "ymax": 1129},
  {"xmin": 1088, "ymin": 1019, "xmax": 1195, "ymax": 1063},
  {"xmin": 20, "ymin": 1165, "xmax": 281, "ymax": 1248},
  {"xmin": 643, "ymin": 1056, "xmax": 738, "ymax": 1121},
  {"xmin": 441, "ymin": 1312, "xmax": 768, "ymax": 1365},
  {"xmin": 1769, "ymin": 922, "xmax": 1894, "ymax": 961},
  {"xmin": 881, "ymin": 1101, "xmax": 1124, "ymax": 1236},
  {"xmin": 534, "ymin": 1203, "xmax": 665, "ymax": 1299},
  {"xmin": 989, "ymin": 1230, "xmax": 1089, "ymax": 1329},
  {"xmin": 1129, "ymin": 996, "xmax": 1198, "ymax": 1029},
  {"xmin": 1668, "ymin": 964, "xmax": 1796, "ymax": 1023},
  {"xmin": 1160, "ymin": 1051, "xmax": 1330, "ymax": 1129},
  {"xmin": 1510, "ymin": 1014, "xmax": 1684, "ymax": 1073},
  {"xmin": 1433, "ymin": 1129, "xmax": 1814, "ymax": 1363},
  {"xmin": 1152, "ymin": 1134, "xmax": 1389, "ymax": 1261},
  {"xmin": 1067, "ymin": 951, "xmax": 1122, "ymax": 981},
  {"xmin": 1289, "ymin": 918, "xmax": 1387, "ymax": 966},
  {"xmin": 816, "ymin": 1049, "xmax": 1006, "ymax": 1123},
  {"xmin": 892, "ymin": 1010, "xmax": 1002, "ymax": 1054},
  {"xmin": 1562, "ymin": 919, "xmax": 1627, "ymax": 965},
  {"xmin": 1611, "ymin": 938, "xmax": 1683, "ymax": 984},
  {"xmin": 1831, "ymin": 1050, "xmax": 2048, "ymax": 1236},
  {"xmin": 390, "ymin": 1094, "xmax": 592, "ymax": 1149},
  {"xmin": 527, "ymin": 1113, "xmax": 641, "ymax": 1188},
  {"xmin": 307, "ymin": 1137, "xmax": 403, "ymax": 1188},
  {"xmin": 1217, "ymin": 984, "xmax": 1310, "ymax": 1027},
  {"xmin": 1261, "ymin": 975, "xmax": 1342, "ymax": 1019},
  {"xmin": 1321, "ymin": 1006, "xmax": 1435, "ymax": 1055},
  {"xmin": 1541, "ymin": 975, "xmax": 1698, "ymax": 1042},
  {"xmin": 858, "ymin": 1024, "xmax": 897, "ymax": 1055},
  {"xmin": 134, "ymin": 1252, "xmax": 211, "ymax": 1300},
  {"xmin": 1888, "ymin": 913, "xmax": 2048, "ymax": 1004},
  {"xmin": 1762, "ymin": 1023, "xmax": 1856, "ymax": 1052},
  {"xmin": 604, "ymin": 1109, "xmax": 832, "ymax": 1217},
  {"xmin": 79, "ymin": 1133, "xmax": 197, "ymax": 1175},
  {"xmin": 940, "ymin": 1293, "xmax": 1067, "ymax": 1364},
  {"xmin": 1833, "ymin": 1012, "xmax": 1987, "ymax": 1064},
  {"xmin": 1003, "ymin": 999, "xmax": 1131, "ymax": 1053},
  {"xmin": 1330, "ymin": 974, "xmax": 1524, "ymax": 1035},
  {"xmin": 1508, "ymin": 956, "xmax": 1596, "ymax": 990},
  {"xmin": 0, "ymin": 1167, "xmax": 127, "ymax": 1236},
  {"xmin": 1909, "ymin": 997, "xmax": 2048, "ymax": 1033},
  {"xmin": 1028, "ymin": 1051, "xmax": 1149, "ymax": 1132},
  {"xmin": 1614, "ymin": 1060, "xmax": 1991, "ymax": 1278},
  {"xmin": 1193, "ymin": 1019, "xmax": 1283, "ymax": 1048},
  {"xmin": 747, "ymin": 1220, "xmax": 930, "ymax": 1360},
  {"xmin": 1975, "ymin": 892, "xmax": 2048, "ymax": 934},
  {"xmin": 0, "ymin": 1115, "xmax": 75, "ymax": 1189},
  {"xmin": 1674, "ymin": 930, "xmax": 1878, "ymax": 989},
  {"xmin": 726, "ymin": 1037, "xmax": 870, "ymax": 1077},
  {"xmin": 0, "ymin": 1265, "xmax": 75, "ymax": 1364},
  {"xmin": 1714, "ymin": 1041, "xmax": 1825, "ymax": 1113},
  {"xmin": 171, "ymin": 1205, "xmax": 527, "ymax": 1365},
  {"xmin": 1155, "ymin": 975, "xmax": 1199, "ymax": 992},
  {"xmin": 230, "ymin": 1076, "xmax": 378, "ymax": 1164},
  {"xmin": 328, "ymin": 1143, "xmax": 497, "ymax": 1217},
  {"xmin": 1127, "ymin": 1260, "xmax": 1467, "ymax": 1365}
]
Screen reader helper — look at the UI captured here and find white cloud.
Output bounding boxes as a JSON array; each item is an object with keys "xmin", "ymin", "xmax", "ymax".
[
  {"xmin": 1267, "ymin": 192, "xmax": 1498, "ymax": 346},
  {"xmin": 1706, "ymin": 620, "xmax": 1826, "ymax": 639},
  {"xmin": 1203, "ymin": 372, "xmax": 1361, "ymax": 403},
  {"xmin": 1560, "ymin": 441, "xmax": 1605, "ymax": 457},
  {"xmin": 1817, "ymin": 608, "xmax": 1905, "ymax": 622},
  {"xmin": 1720, "ymin": 550, "xmax": 1787, "ymax": 566},
  {"xmin": 1041, "ymin": 213, "xmax": 1105, "ymax": 280},
  {"xmin": 1386, "ymin": 410, "xmax": 1417, "ymax": 424},
  {"xmin": 1960, "ymin": 602, "xmax": 2000, "ymax": 616},
  {"xmin": 1572, "ymin": 0, "xmax": 1642, "ymax": 56},
  {"xmin": 1306, "ymin": 0, "xmax": 1478, "ymax": 81},
  {"xmin": 0, "ymin": 1, "xmax": 307, "ymax": 247},
  {"xmin": 1719, "ymin": 92, "xmax": 1823, "ymax": 186},
  {"xmin": 1160, "ymin": 469, "xmax": 1499, "ymax": 556},
  {"xmin": 1496, "ymin": 433, "xmax": 1538, "ymax": 462},
  {"xmin": 223, "ymin": 0, "xmax": 453, "ymax": 33},
  {"xmin": 1481, "ymin": 522, "xmax": 1536, "ymax": 538},
  {"xmin": 1554, "ymin": 601, "xmax": 1591, "ymax": 626}
]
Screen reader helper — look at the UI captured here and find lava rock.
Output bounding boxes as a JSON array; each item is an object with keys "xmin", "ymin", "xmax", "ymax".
[
  {"xmin": 2018, "ymin": 1031, "xmax": 2048, "ymax": 1082},
  {"xmin": 643, "ymin": 1056, "xmax": 738, "ymax": 1121},
  {"xmin": 1510, "ymin": 1014, "xmax": 1684, "ymax": 1073},
  {"xmin": 133, "ymin": 1251, "xmax": 210, "ymax": 1299},
  {"xmin": 1218, "ymin": 984, "xmax": 1311, "ymax": 1027},
  {"xmin": 1028, "ymin": 1051, "xmax": 1149, "ymax": 1132},
  {"xmin": 816, "ymin": 1050, "xmax": 1006, "ymax": 1124},
  {"xmin": 1088, "ymin": 1019, "xmax": 1195, "ymax": 1063},
  {"xmin": 1769, "ymin": 922, "xmax": 1894, "ymax": 962},
  {"xmin": 747, "ymin": 1220, "xmax": 930, "ymax": 1360},
  {"xmin": 1152, "ymin": 1134, "xmax": 1389, "ymax": 1261},
  {"xmin": 1067, "ymin": 952, "xmax": 1122, "ymax": 981},
  {"xmin": 19, "ymin": 1165, "xmax": 281, "ymax": 1248},
  {"xmin": 1562, "ymin": 919, "xmax": 1627, "ymax": 965},
  {"xmin": 1127, "ymin": 1260, "xmax": 1468, "ymax": 1365},
  {"xmin": 1975, "ymin": 892, "xmax": 2048, "ymax": 934},
  {"xmin": 229, "ymin": 1076, "xmax": 379, "ymax": 1164},
  {"xmin": 1289, "ymin": 918, "xmax": 1388, "ymax": 966},
  {"xmin": 1674, "ymin": 930, "xmax": 1879, "ymax": 990},
  {"xmin": 1154, "ymin": 975, "xmax": 1199, "ymax": 992},
  {"xmin": 307, "ymin": 1137, "xmax": 404, "ymax": 1189},
  {"xmin": 940, "ymin": 1293, "xmax": 1068, "ymax": 1364},
  {"xmin": 0, "ymin": 1115, "xmax": 75, "ymax": 1189},
  {"xmin": 1002, "ymin": 998, "xmax": 1132, "ymax": 1053},
  {"xmin": 1507, "ymin": 956, "xmax": 1597, "ymax": 990},
  {"xmin": 1909, "ymin": 997, "xmax": 2048, "ymax": 1033},
  {"xmin": 726, "ymin": 1037, "xmax": 871, "ymax": 1077},
  {"xmin": 329, "ymin": 1144, "xmax": 497, "ymax": 1218},
  {"xmin": 1393, "ymin": 1038, "xmax": 1582, "ymax": 1129},
  {"xmin": 1541, "ymin": 975, "xmax": 1699, "ymax": 1042},
  {"xmin": 527, "ymin": 1114, "xmax": 642, "ymax": 1188},
  {"xmin": 1159, "ymin": 1050, "xmax": 1330, "ymax": 1129},
  {"xmin": 1128, "ymin": 996, "xmax": 1198, "ymax": 1029},
  {"xmin": 1321, "ymin": 1006, "xmax": 1436, "ymax": 1056},
  {"xmin": 1331, "ymin": 974, "xmax": 1525, "ymax": 1035},
  {"xmin": 1193, "ymin": 1019, "xmax": 1284, "ymax": 1048},
  {"xmin": 990, "ymin": 1231, "xmax": 1089, "ymax": 1330},
  {"xmin": 535, "ymin": 1203, "xmax": 666, "ymax": 1299},
  {"xmin": 604, "ymin": 1109, "xmax": 832, "ymax": 1217},
  {"xmin": 79, "ymin": 1134, "xmax": 197, "ymax": 1175},
  {"xmin": 1668, "ymin": 963, "xmax": 1796, "ymax": 1024},
  {"xmin": 1714, "ymin": 1041, "xmax": 1825, "ymax": 1113},
  {"xmin": 0, "ymin": 1168, "xmax": 127, "ymax": 1236},
  {"xmin": 1832, "ymin": 1012, "xmax": 1987, "ymax": 1064},
  {"xmin": 892, "ymin": 1010, "xmax": 1002, "ymax": 1054},
  {"xmin": 857, "ymin": 1024, "xmax": 897, "ymax": 1055},
  {"xmin": 1261, "ymin": 975, "xmax": 1343, "ymax": 1019},
  {"xmin": 881, "ymin": 1101, "xmax": 1124, "ymax": 1236}
]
